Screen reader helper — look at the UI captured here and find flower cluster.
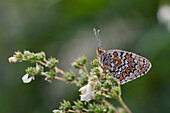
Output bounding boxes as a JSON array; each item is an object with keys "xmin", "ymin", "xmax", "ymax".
[
  {"xmin": 9, "ymin": 50, "xmax": 131, "ymax": 113},
  {"xmin": 79, "ymin": 75, "xmax": 97, "ymax": 101},
  {"xmin": 8, "ymin": 50, "xmax": 58, "ymax": 83},
  {"xmin": 53, "ymin": 100, "xmax": 115, "ymax": 113}
]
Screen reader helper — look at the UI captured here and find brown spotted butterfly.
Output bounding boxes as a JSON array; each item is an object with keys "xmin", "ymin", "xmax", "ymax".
[{"xmin": 93, "ymin": 28, "xmax": 151, "ymax": 84}]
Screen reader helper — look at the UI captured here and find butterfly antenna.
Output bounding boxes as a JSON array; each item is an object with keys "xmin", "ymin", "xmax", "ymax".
[
  {"xmin": 93, "ymin": 28, "xmax": 102, "ymax": 50},
  {"xmin": 97, "ymin": 29, "xmax": 102, "ymax": 50}
]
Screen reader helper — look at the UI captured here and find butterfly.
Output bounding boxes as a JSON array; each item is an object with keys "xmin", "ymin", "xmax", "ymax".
[{"xmin": 93, "ymin": 28, "xmax": 152, "ymax": 85}]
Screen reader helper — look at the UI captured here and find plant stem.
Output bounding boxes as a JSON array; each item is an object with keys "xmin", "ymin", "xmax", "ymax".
[
  {"xmin": 68, "ymin": 109, "xmax": 76, "ymax": 112},
  {"xmin": 83, "ymin": 108, "xmax": 88, "ymax": 112},
  {"xmin": 39, "ymin": 61, "xmax": 82, "ymax": 87},
  {"xmin": 38, "ymin": 60, "xmax": 46, "ymax": 66},
  {"xmin": 105, "ymin": 75, "xmax": 113, "ymax": 85},
  {"xmin": 54, "ymin": 76, "xmax": 66, "ymax": 81},
  {"xmin": 83, "ymin": 65, "xmax": 88, "ymax": 75},
  {"xmin": 54, "ymin": 67, "xmax": 67, "ymax": 77},
  {"xmin": 111, "ymin": 83, "xmax": 131, "ymax": 113},
  {"xmin": 118, "ymin": 83, "xmax": 121, "ymax": 96},
  {"xmin": 102, "ymin": 99, "xmax": 119, "ymax": 113},
  {"xmin": 117, "ymin": 96, "xmax": 131, "ymax": 113},
  {"xmin": 54, "ymin": 67, "xmax": 82, "ymax": 87},
  {"xmin": 38, "ymin": 60, "xmax": 67, "ymax": 77},
  {"xmin": 42, "ymin": 72, "xmax": 82, "ymax": 87},
  {"xmin": 101, "ymin": 93, "xmax": 112, "ymax": 98},
  {"xmin": 72, "ymin": 80, "xmax": 82, "ymax": 87},
  {"xmin": 41, "ymin": 72, "xmax": 66, "ymax": 81},
  {"xmin": 43, "ymin": 58, "xmax": 48, "ymax": 62}
]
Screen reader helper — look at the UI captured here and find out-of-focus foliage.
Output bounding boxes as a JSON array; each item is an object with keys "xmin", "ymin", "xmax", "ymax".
[{"xmin": 0, "ymin": 0, "xmax": 170, "ymax": 113}]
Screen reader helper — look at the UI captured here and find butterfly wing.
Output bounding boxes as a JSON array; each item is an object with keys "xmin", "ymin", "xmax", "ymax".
[{"xmin": 99, "ymin": 50, "xmax": 151, "ymax": 84}]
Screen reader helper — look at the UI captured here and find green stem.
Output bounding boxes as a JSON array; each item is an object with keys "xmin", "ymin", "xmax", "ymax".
[
  {"xmin": 83, "ymin": 65, "xmax": 88, "ymax": 75},
  {"xmin": 113, "ymin": 82, "xmax": 131, "ymax": 113},
  {"xmin": 41, "ymin": 72, "xmax": 66, "ymax": 81},
  {"xmin": 106, "ymin": 75, "xmax": 113, "ymax": 86},
  {"xmin": 101, "ymin": 93, "xmax": 112, "ymax": 98},
  {"xmin": 71, "ymin": 80, "xmax": 82, "ymax": 87},
  {"xmin": 54, "ymin": 67, "xmax": 67, "ymax": 77},
  {"xmin": 54, "ymin": 67, "xmax": 82, "ymax": 87},
  {"xmin": 54, "ymin": 76, "xmax": 66, "ymax": 81},
  {"xmin": 82, "ymin": 108, "xmax": 88, "ymax": 112},
  {"xmin": 68, "ymin": 110, "xmax": 76, "ymax": 112},
  {"xmin": 118, "ymin": 83, "xmax": 121, "ymax": 96},
  {"xmin": 38, "ymin": 60, "xmax": 46, "ymax": 66},
  {"xmin": 39, "ymin": 61, "xmax": 82, "ymax": 87},
  {"xmin": 42, "ymin": 72, "xmax": 82, "ymax": 87},
  {"xmin": 117, "ymin": 96, "xmax": 132, "ymax": 113}
]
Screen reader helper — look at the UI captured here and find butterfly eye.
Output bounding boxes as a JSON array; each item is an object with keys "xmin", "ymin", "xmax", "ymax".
[{"xmin": 98, "ymin": 50, "xmax": 103, "ymax": 55}]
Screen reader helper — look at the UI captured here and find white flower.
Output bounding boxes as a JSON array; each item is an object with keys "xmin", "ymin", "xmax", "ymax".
[
  {"xmin": 8, "ymin": 57, "xmax": 19, "ymax": 63},
  {"xmin": 36, "ymin": 63, "xmax": 40, "ymax": 72},
  {"xmin": 79, "ymin": 81, "xmax": 96, "ymax": 101},
  {"xmin": 24, "ymin": 50, "xmax": 31, "ymax": 54},
  {"xmin": 157, "ymin": 5, "xmax": 170, "ymax": 31},
  {"xmin": 44, "ymin": 76, "xmax": 52, "ymax": 83},
  {"xmin": 53, "ymin": 110, "xmax": 63, "ymax": 113},
  {"xmin": 22, "ymin": 73, "xmax": 34, "ymax": 83}
]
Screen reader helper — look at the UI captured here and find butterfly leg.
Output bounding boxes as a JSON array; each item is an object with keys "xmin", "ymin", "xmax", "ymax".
[
  {"xmin": 103, "ymin": 66, "xmax": 114, "ymax": 85},
  {"xmin": 98, "ymin": 66, "xmax": 108, "ymax": 80},
  {"xmin": 103, "ymin": 66, "xmax": 108, "ymax": 77}
]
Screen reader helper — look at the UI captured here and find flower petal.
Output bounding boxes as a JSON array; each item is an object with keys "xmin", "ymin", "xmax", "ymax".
[
  {"xmin": 36, "ymin": 63, "xmax": 40, "ymax": 72},
  {"xmin": 8, "ymin": 57, "xmax": 18, "ymax": 63},
  {"xmin": 22, "ymin": 73, "xmax": 33, "ymax": 83},
  {"xmin": 79, "ymin": 81, "xmax": 95, "ymax": 101}
]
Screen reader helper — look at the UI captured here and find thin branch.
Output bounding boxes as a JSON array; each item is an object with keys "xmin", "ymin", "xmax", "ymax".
[
  {"xmin": 117, "ymin": 96, "xmax": 132, "ymax": 113},
  {"xmin": 71, "ymin": 80, "xmax": 82, "ymax": 87},
  {"xmin": 38, "ymin": 60, "xmax": 46, "ymax": 66},
  {"xmin": 43, "ymin": 58, "xmax": 48, "ymax": 62},
  {"xmin": 54, "ymin": 76, "xmax": 67, "ymax": 81},
  {"xmin": 54, "ymin": 67, "xmax": 67, "ymax": 77},
  {"xmin": 105, "ymin": 75, "xmax": 113, "ymax": 86},
  {"xmin": 113, "ymin": 82, "xmax": 131, "ymax": 113},
  {"xmin": 82, "ymin": 108, "xmax": 88, "ymax": 112},
  {"xmin": 41, "ymin": 72, "xmax": 66, "ymax": 81},
  {"xmin": 41, "ymin": 72, "xmax": 82, "ymax": 87},
  {"xmin": 118, "ymin": 83, "xmax": 121, "ymax": 96},
  {"xmin": 68, "ymin": 109, "xmax": 76, "ymax": 112},
  {"xmin": 83, "ymin": 65, "xmax": 88, "ymax": 75}
]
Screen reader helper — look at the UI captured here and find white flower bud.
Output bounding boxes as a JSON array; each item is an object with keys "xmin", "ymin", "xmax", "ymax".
[
  {"xmin": 53, "ymin": 110, "xmax": 63, "ymax": 113},
  {"xmin": 22, "ymin": 73, "xmax": 34, "ymax": 83},
  {"xmin": 24, "ymin": 50, "xmax": 31, "ymax": 55},
  {"xmin": 8, "ymin": 57, "xmax": 18, "ymax": 63},
  {"xmin": 36, "ymin": 63, "xmax": 40, "ymax": 72}
]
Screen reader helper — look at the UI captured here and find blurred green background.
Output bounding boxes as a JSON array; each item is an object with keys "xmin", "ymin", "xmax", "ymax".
[{"xmin": 1, "ymin": 0, "xmax": 170, "ymax": 113}]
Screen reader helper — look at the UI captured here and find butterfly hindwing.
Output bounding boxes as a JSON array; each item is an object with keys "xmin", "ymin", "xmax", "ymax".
[{"xmin": 99, "ymin": 50, "xmax": 151, "ymax": 84}]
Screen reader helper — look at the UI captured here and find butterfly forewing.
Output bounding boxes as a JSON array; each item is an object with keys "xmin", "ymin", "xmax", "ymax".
[{"xmin": 99, "ymin": 50, "xmax": 151, "ymax": 84}]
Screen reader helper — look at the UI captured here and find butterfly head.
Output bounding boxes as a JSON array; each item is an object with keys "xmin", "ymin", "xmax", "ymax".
[{"xmin": 97, "ymin": 47, "xmax": 104, "ymax": 56}]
